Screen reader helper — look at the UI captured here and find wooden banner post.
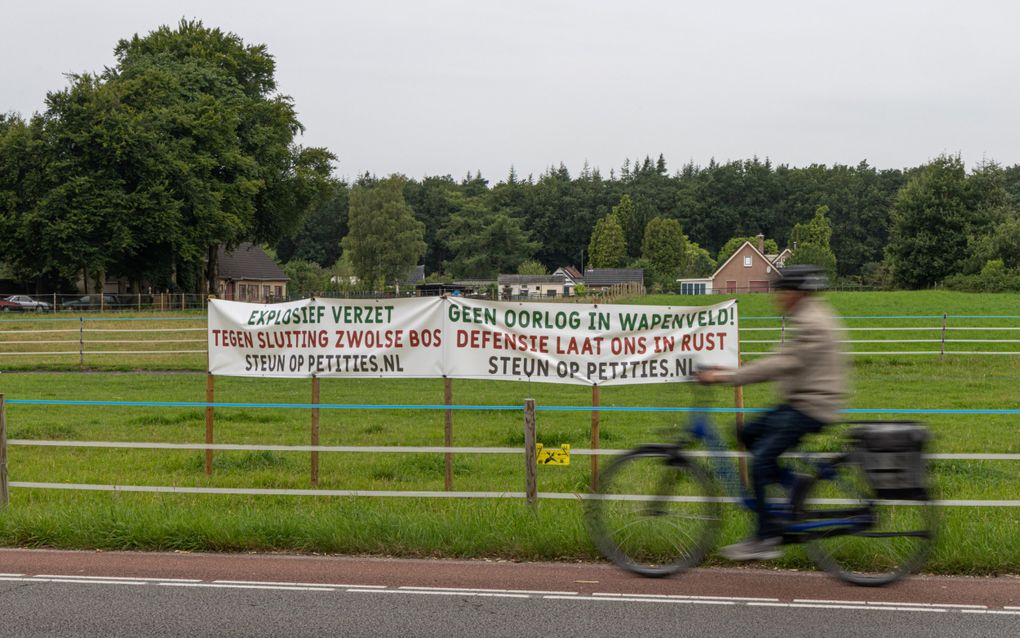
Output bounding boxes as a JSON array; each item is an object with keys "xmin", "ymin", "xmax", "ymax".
[
  {"xmin": 591, "ymin": 385, "xmax": 601, "ymax": 492},
  {"xmin": 524, "ymin": 398, "xmax": 537, "ymax": 506},
  {"xmin": 444, "ymin": 377, "xmax": 453, "ymax": 491},
  {"xmin": 311, "ymin": 375, "xmax": 320, "ymax": 485},
  {"xmin": 1, "ymin": 394, "xmax": 8, "ymax": 508},
  {"xmin": 205, "ymin": 373, "xmax": 215, "ymax": 476}
]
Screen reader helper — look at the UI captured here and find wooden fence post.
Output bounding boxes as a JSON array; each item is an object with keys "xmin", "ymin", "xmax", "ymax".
[
  {"xmin": 444, "ymin": 377, "xmax": 453, "ymax": 491},
  {"xmin": 524, "ymin": 398, "xmax": 537, "ymax": 505},
  {"xmin": 311, "ymin": 375, "xmax": 320, "ymax": 486},
  {"xmin": 205, "ymin": 373, "xmax": 215, "ymax": 476},
  {"xmin": 591, "ymin": 384, "xmax": 601, "ymax": 492},
  {"xmin": 941, "ymin": 312, "xmax": 947, "ymax": 358},
  {"xmin": 1, "ymin": 394, "xmax": 8, "ymax": 508}
]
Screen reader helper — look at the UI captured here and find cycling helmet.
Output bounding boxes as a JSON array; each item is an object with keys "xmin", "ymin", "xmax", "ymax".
[{"xmin": 774, "ymin": 264, "xmax": 827, "ymax": 291}]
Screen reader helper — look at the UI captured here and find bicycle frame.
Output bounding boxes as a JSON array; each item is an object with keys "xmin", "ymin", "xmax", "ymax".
[{"xmin": 683, "ymin": 409, "xmax": 874, "ymax": 543}]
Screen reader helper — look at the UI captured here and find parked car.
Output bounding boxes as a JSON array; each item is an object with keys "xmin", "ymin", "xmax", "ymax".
[
  {"xmin": 61, "ymin": 294, "xmax": 121, "ymax": 311},
  {"xmin": 2, "ymin": 295, "xmax": 52, "ymax": 311},
  {"xmin": 0, "ymin": 297, "xmax": 21, "ymax": 312}
]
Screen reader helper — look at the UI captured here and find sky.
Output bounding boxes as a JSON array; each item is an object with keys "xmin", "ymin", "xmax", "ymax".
[{"xmin": 3, "ymin": 0, "xmax": 1019, "ymax": 182}]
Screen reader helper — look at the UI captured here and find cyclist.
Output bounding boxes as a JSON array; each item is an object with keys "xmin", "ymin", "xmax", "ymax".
[{"xmin": 697, "ymin": 264, "xmax": 848, "ymax": 560}]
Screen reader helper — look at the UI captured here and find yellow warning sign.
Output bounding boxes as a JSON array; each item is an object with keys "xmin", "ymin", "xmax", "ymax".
[{"xmin": 536, "ymin": 443, "xmax": 570, "ymax": 466}]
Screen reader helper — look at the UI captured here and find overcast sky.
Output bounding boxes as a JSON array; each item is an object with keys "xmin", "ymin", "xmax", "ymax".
[{"xmin": 3, "ymin": 0, "xmax": 1019, "ymax": 181}]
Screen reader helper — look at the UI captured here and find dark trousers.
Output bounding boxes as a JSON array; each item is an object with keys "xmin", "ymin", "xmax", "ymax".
[{"xmin": 739, "ymin": 404, "xmax": 824, "ymax": 538}]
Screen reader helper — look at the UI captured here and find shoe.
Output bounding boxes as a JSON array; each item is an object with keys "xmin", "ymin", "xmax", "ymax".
[{"xmin": 720, "ymin": 536, "xmax": 783, "ymax": 561}]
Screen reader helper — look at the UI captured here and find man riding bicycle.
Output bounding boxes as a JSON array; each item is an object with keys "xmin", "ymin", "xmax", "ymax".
[{"xmin": 697, "ymin": 264, "xmax": 848, "ymax": 561}]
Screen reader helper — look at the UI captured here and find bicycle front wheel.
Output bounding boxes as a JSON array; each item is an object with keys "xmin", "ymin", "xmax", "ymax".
[
  {"xmin": 586, "ymin": 448, "xmax": 721, "ymax": 577},
  {"xmin": 798, "ymin": 460, "xmax": 936, "ymax": 586}
]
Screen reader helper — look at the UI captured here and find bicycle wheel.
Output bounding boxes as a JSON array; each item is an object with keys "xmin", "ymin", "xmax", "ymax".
[
  {"xmin": 586, "ymin": 448, "xmax": 721, "ymax": 577},
  {"xmin": 798, "ymin": 459, "xmax": 936, "ymax": 586}
]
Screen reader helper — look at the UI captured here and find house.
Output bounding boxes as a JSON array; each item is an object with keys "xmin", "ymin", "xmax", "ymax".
[
  {"xmin": 216, "ymin": 243, "xmax": 289, "ymax": 302},
  {"xmin": 497, "ymin": 274, "xmax": 569, "ymax": 299},
  {"xmin": 583, "ymin": 268, "xmax": 645, "ymax": 294},
  {"xmin": 551, "ymin": 266, "xmax": 583, "ymax": 296},
  {"xmin": 677, "ymin": 235, "xmax": 788, "ymax": 295}
]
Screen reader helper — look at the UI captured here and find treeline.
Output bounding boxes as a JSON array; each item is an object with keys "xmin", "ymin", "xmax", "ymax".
[
  {"xmin": 3, "ymin": 21, "xmax": 1020, "ymax": 297},
  {"xmin": 281, "ymin": 156, "xmax": 1020, "ymax": 295}
]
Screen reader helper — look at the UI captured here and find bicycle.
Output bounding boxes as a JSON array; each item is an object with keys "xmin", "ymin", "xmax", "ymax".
[{"xmin": 585, "ymin": 388, "xmax": 937, "ymax": 586}]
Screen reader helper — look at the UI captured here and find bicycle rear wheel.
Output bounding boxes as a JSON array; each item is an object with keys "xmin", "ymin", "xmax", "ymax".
[
  {"xmin": 586, "ymin": 448, "xmax": 721, "ymax": 577},
  {"xmin": 798, "ymin": 460, "xmax": 936, "ymax": 586}
]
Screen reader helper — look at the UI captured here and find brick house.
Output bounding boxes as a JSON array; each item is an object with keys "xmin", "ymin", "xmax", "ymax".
[
  {"xmin": 216, "ymin": 243, "xmax": 289, "ymax": 302},
  {"xmin": 678, "ymin": 235, "xmax": 791, "ymax": 295}
]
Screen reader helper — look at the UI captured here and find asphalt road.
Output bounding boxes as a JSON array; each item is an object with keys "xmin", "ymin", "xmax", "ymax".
[{"xmin": 1, "ymin": 550, "xmax": 1017, "ymax": 637}]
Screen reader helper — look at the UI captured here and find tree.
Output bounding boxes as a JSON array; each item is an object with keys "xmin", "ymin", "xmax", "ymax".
[
  {"xmin": 37, "ymin": 19, "xmax": 334, "ymax": 293},
  {"xmin": 786, "ymin": 205, "xmax": 838, "ymax": 279},
  {"xmin": 516, "ymin": 259, "xmax": 547, "ymax": 275},
  {"xmin": 440, "ymin": 195, "xmax": 539, "ymax": 278},
  {"xmin": 611, "ymin": 194, "xmax": 650, "ymax": 258},
  {"xmin": 790, "ymin": 205, "xmax": 834, "ymax": 249},
  {"xmin": 283, "ymin": 259, "xmax": 327, "ymax": 298},
  {"xmin": 683, "ymin": 243, "xmax": 717, "ymax": 277},
  {"xmin": 276, "ymin": 180, "xmax": 348, "ymax": 267},
  {"xmin": 341, "ymin": 176, "xmax": 426, "ymax": 289},
  {"xmin": 641, "ymin": 217, "xmax": 689, "ymax": 291},
  {"xmin": 587, "ymin": 214, "xmax": 627, "ymax": 268},
  {"xmin": 886, "ymin": 156, "xmax": 973, "ymax": 288}
]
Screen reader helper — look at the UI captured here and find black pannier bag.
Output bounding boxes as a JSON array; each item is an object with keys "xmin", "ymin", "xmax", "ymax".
[{"xmin": 847, "ymin": 422, "xmax": 930, "ymax": 500}]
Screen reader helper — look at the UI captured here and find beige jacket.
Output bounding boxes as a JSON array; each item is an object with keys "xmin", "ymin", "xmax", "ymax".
[{"xmin": 728, "ymin": 295, "xmax": 848, "ymax": 423}]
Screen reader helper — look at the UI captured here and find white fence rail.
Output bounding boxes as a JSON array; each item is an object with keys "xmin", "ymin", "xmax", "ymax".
[{"xmin": 0, "ymin": 314, "xmax": 1019, "ymax": 363}]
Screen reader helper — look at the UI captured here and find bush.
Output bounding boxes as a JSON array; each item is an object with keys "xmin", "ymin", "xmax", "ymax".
[{"xmin": 943, "ymin": 260, "xmax": 1020, "ymax": 292}]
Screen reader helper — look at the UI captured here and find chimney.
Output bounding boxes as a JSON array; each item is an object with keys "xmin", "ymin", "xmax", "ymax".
[{"xmin": 756, "ymin": 233, "xmax": 765, "ymax": 253}]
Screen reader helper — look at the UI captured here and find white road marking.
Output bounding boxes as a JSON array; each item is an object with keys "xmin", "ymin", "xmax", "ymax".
[
  {"xmin": 961, "ymin": 609, "xmax": 1020, "ymax": 616},
  {"xmin": 2, "ymin": 574, "xmax": 1012, "ymax": 617},
  {"xmin": 750, "ymin": 600, "xmax": 946, "ymax": 612},
  {"xmin": 348, "ymin": 588, "xmax": 529, "ymax": 599},
  {"xmin": 37, "ymin": 574, "xmax": 201, "ymax": 583},
  {"xmin": 47, "ymin": 578, "xmax": 147, "ymax": 586},
  {"xmin": 867, "ymin": 601, "xmax": 987, "ymax": 609},
  {"xmin": 159, "ymin": 582, "xmax": 334, "ymax": 592},
  {"xmin": 399, "ymin": 585, "xmax": 576, "ymax": 595},
  {"xmin": 215, "ymin": 579, "xmax": 384, "ymax": 589},
  {"xmin": 545, "ymin": 595, "xmax": 735, "ymax": 605},
  {"xmin": 595, "ymin": 592, "xmax": 778, "ymax": 602}
]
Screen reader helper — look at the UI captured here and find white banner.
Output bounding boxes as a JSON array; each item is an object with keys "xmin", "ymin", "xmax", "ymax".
[
  {"xmin": 208, "ymin": 297, "xmax": 738, "ymax": 385},
  {"xmin": 208, "ymin": 297, "xmax": 446, "ymax": 378}
]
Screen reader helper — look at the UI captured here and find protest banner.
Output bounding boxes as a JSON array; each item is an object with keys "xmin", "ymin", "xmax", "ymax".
[{"xmin": 207, "ymin": 297, "xmax": 738, "ymax": 386}]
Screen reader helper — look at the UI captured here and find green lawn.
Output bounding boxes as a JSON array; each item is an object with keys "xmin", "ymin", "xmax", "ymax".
[{"xmin": 0, "ymin": 290, "xmax": 1018, "ymax": 574}]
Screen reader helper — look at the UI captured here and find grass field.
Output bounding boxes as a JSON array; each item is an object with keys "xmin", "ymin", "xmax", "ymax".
[{"xmin": 1, "ymin": 290, "xmax": 1018, "ymax": 575}]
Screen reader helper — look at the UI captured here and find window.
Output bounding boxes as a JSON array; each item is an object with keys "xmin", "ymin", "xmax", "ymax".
[
  {"xmin": 275, "ymin": 285, "xmax": 283, "ymax": 298},
  {"xmin": 744, "ymin": 256, "xmax": 752, "ymax": 267}
]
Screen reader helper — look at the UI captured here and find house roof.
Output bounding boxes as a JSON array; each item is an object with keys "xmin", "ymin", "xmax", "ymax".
[
  {"xmin": 583, "ymin": 268, "xmax": 644, "ymax": 286},
  {"xmin": 217, "ymin": 243, "xmax": 288, "ymax": 282},
  {"xmin": 498, "ymin": 274, "xmax": 567, "ymax": 285},
  {"xmin": 554, "ymin": 266, "xmax": 583, "ymax": 281},
  {"xmin": 709, "ymin": 241, "xmax": 781, "ymax": 281}
]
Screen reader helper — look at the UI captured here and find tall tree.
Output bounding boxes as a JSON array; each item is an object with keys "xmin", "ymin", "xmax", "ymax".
[
  {"xmin": 641, "ymin": 217, "xmax": 689, "ymax": 291},
  {"xmin": 886, "ymin": 156, "xmax": 972, "ymax": 288},
  {"xmin": 109, "ymin": 20, "xmax": 334, "ymax": 293},
  {"xmin": 341, "ymin": 176, "xmax": 426, "ymax": 289},
  {"xmin": 440, "ymin": 194, "xmax": 539, "ymax": 279},
  {"xmin": 587, "ymin": 214, "xmax": 628, "ymax": 268},
  {"xmin": 787, "ymin": 205, "xmax": 838, "ymax": 279}
]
